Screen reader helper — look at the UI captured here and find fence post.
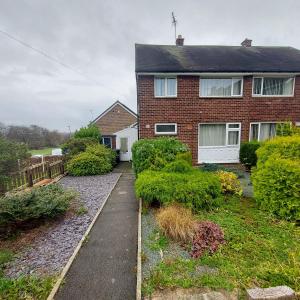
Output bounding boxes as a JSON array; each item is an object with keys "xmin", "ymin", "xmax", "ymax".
[
  {"xmin": 25, "ymin": 168, "xmax": 33, "ymax": 187},
  {"xmin": 47, "ymin": 162, "xmax": 52, "ymax": 179},
  {"xmin": 60, "ymin": 161, "xmax": 64, "ymax": 174}
]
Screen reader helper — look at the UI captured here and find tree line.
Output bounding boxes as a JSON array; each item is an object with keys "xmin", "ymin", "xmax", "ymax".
[{"xmin": 0, "ymin": 123, "xmax": 69, "ymax": 149}]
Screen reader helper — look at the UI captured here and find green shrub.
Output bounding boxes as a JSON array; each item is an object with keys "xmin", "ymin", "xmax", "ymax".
[
  {"xmin": 61, "ymin": 137, "xmax": 98, "ymax": 157},
  {"xmin": 132, "ymin": 137, "xmax": 189, "ymax": 175},
  {"xmin": 175, "ymin": 151, "xmax": 192, "ymax": 165},
  {"xmin": 66, "ymin": 152, "xmax": 111, "ymax": 176},
  {"xmin": 216, "ymin": 170, "xmax": 243, "ymax": 196},
  {"xmin": 73, "ymin": 124, "xmax": 101, "ymax": 141},
  {"xmin": 0, "ymin": 184, "xmax": 75, "ymax": 235},
  {"xmin": 85, "ymin": 144, "xmax": 116, "ymax": 167},
  {"xmin": 163, "ymin": 159, "xmax": 193, "ymax": 173},
  {"xmin": 239, "ymin": 141, "xmax": 261, "ymax": 168},
  {"xmin": 256, "ymin": 136, "xmax": 300, "ymax": 168},
  {"xmin": 276, "ymin": 122, "xmax": 300, "ymax": 136},
  {"xmin": 135, "ymin": 170, "xmax": 221, "ymax": 211},
  {"xmin": 252, "ymin": 155, "xmax": 300, "ymax": 220}
]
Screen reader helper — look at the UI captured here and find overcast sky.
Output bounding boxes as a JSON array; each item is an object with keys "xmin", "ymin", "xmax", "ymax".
[{"xmin": 1, "ymin": 0, "xmax": 300, "ymax": 131}]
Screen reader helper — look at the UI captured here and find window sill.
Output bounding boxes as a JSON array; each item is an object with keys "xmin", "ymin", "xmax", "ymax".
[
  {"xmin": 154, "ymin": 96, "xmax": 177, "ymax": 99},
  {"xmin": 199, "ymin": 96, "xmax": 243, "ymax": 99},
  {"xmin": 155, "ymin": 133, "xmax": 177, "ymax": 136},
  {"xmin": 251, "ymin": 95, "xmax": 294, "ymax": 98}
]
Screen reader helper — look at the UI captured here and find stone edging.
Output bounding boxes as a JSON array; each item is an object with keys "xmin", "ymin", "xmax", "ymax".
[
  {"xmin": 136, "ymin": 198, "xmax": 142, "ymax": 300},
  {"xmin": 46, "ymin": 173, "xmax": 122, "ymax": 300}
]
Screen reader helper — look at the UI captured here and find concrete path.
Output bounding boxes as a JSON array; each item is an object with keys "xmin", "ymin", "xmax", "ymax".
[{"xmin": 56, "ymin": 162, "xmax": 138, "ymax": 300}]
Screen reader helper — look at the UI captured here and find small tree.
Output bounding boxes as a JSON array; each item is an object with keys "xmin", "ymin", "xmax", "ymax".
[
  {"xmin": 0, "ymin": 136, "xmax": 30, "ymax": 194},
  {"xmin": 73, "ymin": 124, "xmax": 101, "ymax": 142}
]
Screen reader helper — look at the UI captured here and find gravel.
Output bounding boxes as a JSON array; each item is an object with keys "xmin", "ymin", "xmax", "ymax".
[{"xmin": 5, "ymin": 173, "xmax": 121, "ymax": 278}]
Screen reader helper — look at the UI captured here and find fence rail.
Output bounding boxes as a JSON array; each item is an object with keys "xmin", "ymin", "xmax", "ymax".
[{"xmin": 4, "ymin": 160, "xmax": 64, "ymax": 193}]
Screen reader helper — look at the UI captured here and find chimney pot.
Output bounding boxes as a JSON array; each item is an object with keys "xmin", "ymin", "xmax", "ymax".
[
  {"xmin": 241, "ymin": 38, "xmax": 252, "ymax": 47},
  {"xmin": 176, "ymin": 35, "xmax": 184, "ymax": 46}
]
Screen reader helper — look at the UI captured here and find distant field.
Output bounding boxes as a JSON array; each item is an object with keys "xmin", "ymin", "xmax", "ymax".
[{"xmin": 30, "ymin": 148, "xmax": 54, "ymax": 156}]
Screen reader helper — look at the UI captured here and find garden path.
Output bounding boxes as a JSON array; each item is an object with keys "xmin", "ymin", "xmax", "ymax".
[{"xmin": 56, "ymin": 162, "xmax": 138, "ymax": 300}]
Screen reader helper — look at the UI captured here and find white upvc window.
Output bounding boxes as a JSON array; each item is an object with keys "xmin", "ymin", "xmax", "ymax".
[
  {"xmin": 249, "ymin": 122, "xmax": 278, "ymax": 141},
  {"xmin": 102, "ymin": 137, "xmax": 112, "ymax": 148},
  {"xmin": 154, "ymin": 77, "xmax": 177, "ymax": 97},
  {"xmin": 155, "ymin": 123, "xmax": 177, "ymax": 135},
  {"xmin": 199, "ymin": 123, "xmax": 241, "ymax": 147},
  {"xmin": 252, "ymin": 77, "xmax": 295, "ymax": 96},
  {"xmin": 200, "ymin": 78, "xmax": 243, "ymax": 97}
]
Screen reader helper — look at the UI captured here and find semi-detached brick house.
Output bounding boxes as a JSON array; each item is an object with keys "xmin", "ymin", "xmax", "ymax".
[{"xmin": 135, "ymin": 37, "xmax": 300, "ymax": 164}]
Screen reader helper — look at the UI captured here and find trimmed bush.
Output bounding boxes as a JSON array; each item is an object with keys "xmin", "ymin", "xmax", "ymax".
[
  {"xmin": 156, "ymin": 204, "xmax": 196, "ymax": 243},
  {"xmin": 135, "ymin": 170, "xmax": 222, "ymax": 211},
  {"xmin": 132, "ymin": 137, "xmax": 189, "ymax": 175},
  {"xmin": 67, "ymin": 152, "xmax": 111, "ymax": 176},
  {"xmin": 239, "ymin": 141, "xmax": 261, "ymax": 168},
  {"xmin": 163, "ymin": 159, "xmax": 193, "ymax": 173},
  {"xmin": 216, "ymin": 170, "xmax": 243, "ymax": 196},
  {"xmin": 256, "ymin": 136, "xmax": 300, "ymax": 168},
  {"xmin": 85, "ymin": 144, "xmax": 116, "ymax": 167},
  {"xmin": 61, "ymin": 137, "xmax": 97, "ymax": 157},
  {"xmin": 73, "ymin": 124, "xmax": 101, "ymax": 141},
  {"xmin": 252, "ymin": 155, "xmax": 300, "ymax": 220},
  {"xmin": 0, "ymin": 184, "xmax": 76, "ymax": 235}
]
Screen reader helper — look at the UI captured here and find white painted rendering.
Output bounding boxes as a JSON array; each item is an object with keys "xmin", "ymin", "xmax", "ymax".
[{"xmin": 114, "ymin": 125, "xmax": 138, "ymax": 161}]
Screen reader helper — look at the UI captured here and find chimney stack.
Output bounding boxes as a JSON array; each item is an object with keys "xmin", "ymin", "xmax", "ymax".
[
  {"xmin": 241, "ymin": 38, "xmax": 252, "ymax": 47},
  {"xmin": 176, "ymin": 35, "xmax": 184, "ymax": 46}
]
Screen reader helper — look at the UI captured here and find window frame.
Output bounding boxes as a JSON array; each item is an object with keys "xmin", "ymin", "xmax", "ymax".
[
  {"xmin": 252, "ymin": 76, "xmax": 295, "ymax": 97},
  {"xmin": 154, "ymin": 76, "xmax": 177, "ymax": 98},
  {"xmin": 249, "ymin": 122, "xmax": 281, "ymax": 141},
  {"xmin": 154, "ymin": 123, "xmax": 177, "ymax": 135},
  {"xmin": 199, "ymin": 77, "xmax": 244, "ymax": 98},
  {"xmin": 102, "ymin": 136, "xmax": 112, "ymax": 148},
  {"xmin": 198, "ymin": 122, "xmax": 241, "ymax": 148}
]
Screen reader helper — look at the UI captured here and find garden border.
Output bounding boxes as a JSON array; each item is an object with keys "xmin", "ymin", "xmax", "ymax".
[
  {"xmin": 46, "ymin": 173, "xmax": 122, "ymax": 300},
  {"xmin": 136, "ymin": 198, "xmax": 142, "ymax": 300}
]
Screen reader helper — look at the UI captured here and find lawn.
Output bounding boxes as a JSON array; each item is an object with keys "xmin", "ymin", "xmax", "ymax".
[
  {"xmin": 142, "ymin": 196, "xmax": 300, "ymax": 297},
  {"xmin": 30, "ymin": 148, "xmax": 54, "ymax": 156}
]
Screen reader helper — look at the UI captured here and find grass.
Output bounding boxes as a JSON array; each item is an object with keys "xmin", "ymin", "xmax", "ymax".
[
  {"xmin": 30, "ymin": 148, "xmax": 54, "ymax": 156},
  {"xmin": 142, "ymin": 196, "xmax": 300, "ymax": 297}
]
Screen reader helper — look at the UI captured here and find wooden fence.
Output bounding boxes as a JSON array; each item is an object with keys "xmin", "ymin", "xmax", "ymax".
[{"xmin": 4, "ymin": 160, "xmax": 64, "ymax": 193}]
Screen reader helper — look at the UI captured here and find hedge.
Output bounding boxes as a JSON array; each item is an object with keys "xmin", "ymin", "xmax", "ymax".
[
  {"xmin": 131, "ymin": 137, "xmax": 189, "ymax": 175},
  {"xmin": 239, "ymin": 141, "xmax": 261, "ymax": 169},
  {"xmin": 252, "ymin": 135, "xmax": 300, "ymax": 220},
  {"xmin": 135, "ymin": 170, "xmax": 221, "ymax": 211}
]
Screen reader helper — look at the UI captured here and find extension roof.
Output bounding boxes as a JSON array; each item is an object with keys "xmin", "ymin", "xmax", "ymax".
[{"xmin": 135, "ymin": 44, "xmax": 300, "ymax": 73}]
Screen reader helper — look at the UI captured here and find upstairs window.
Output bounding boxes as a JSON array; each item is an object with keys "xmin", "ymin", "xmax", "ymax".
[
  {"xmin": 154, "ymin": 77, "xmax": 177, "ymax": 97},
  {"xmin": 200, "ymin": 78, "xmax": 243, "ymax": 97},
  {"xmin": 252, "ymin": 77, "xmax": 294, "ymax": 96}
]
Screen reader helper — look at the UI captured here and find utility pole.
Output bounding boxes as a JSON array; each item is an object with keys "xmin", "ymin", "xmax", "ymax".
[{"xmin": 67, "ymin": 125, "xmax": 71, "ymax": 137}]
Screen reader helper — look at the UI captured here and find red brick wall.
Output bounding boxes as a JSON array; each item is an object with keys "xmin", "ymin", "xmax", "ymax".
[{"xmin": 137, "ymin": 75, "xmax": 300, "ymax": 164}]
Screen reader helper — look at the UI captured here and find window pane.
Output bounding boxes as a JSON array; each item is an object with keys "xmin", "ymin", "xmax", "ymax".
[
  {"xmin": 154, "ymin": 78, "xmax": 165, "ymax": 96},
  {"xmin": 200, "ymin": 79, "xmax": 232, "ymax": 97},
  {"xmin": 102, "ymin": 137, "xmax": 112, "ymax": 148},
  {"xmin": 199, "ymin": 124, "xmax": 226, "ymax": 146},
  {"xmin": 253, "ymin": 78, "xmax": 262, "ymax": 95},
  {"xmin": 232, "ymin": 79, "xmax": 242, "ymax": 95},
  {"xmin": 228, "ymin": 124, "xmax": 240, "ymax": 128},
  {"xmin": 263, "ymin": 78, "xmax": 293, "ymax": 95},
  {"xmin": 120, "ymin": 137, "xmax": 128, "ymax": 152},
  {"xmin": 228, "ymin": 131, "xmax": 239, "ymax": 145},
  {"xmin": 250, "ymin": 124, "xmax": 259, "ymax": 141},
  {"xmin": 259, "ymin": 123, "xmax": 276, "ymax": 141},
  {"xmin": 167, "ymin": 78, "xmax": 176, "ymax": 96},
  {"xmin": 156, "ymin": 124, "xmax": 176, "ymax": 133}
]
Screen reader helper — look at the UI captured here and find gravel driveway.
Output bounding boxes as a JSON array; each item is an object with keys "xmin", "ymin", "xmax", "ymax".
[{"xmin": 5, "ymin": 173, "xmax": 121, "ymax": 278}]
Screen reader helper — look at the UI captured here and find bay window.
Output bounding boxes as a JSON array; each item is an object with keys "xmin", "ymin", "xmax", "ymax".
[
  {"xmin": 250, "ymin": 123, "xmax": 277, "ymax": 141},
  {"xmin": 154, "ymin": 77, "xmax": 177, "ymax": 97},
  {"xmin": 200, "ymin": 78, "xmax": 243, "ymax": 97},
  {"xmin": 252, "ymin": 77, "xmax": 294, "ymax": 96}
]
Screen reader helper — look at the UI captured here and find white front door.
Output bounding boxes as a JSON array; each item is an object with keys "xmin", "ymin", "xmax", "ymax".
[
  {"xmin": 120, "ymin": 137, "xmax": 130, "ymax": 161},
  {"xmin": 198, "ymin": 123, "xmax": 241, "ymax": 163}
]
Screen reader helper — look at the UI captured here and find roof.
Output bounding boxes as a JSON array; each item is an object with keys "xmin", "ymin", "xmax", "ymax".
[
  {"xmin": 91, "ymin": 100, "xmax": 137, "ymax": 124},
  {"xmin": 135, "ymin": 44, "xmax": 300, "ymax": 73}
]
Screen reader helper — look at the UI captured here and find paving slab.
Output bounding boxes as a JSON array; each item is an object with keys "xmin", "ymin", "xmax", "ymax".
[{"xmin": 56, "ymin": 163, "xmax": 138, "ymax": 300}]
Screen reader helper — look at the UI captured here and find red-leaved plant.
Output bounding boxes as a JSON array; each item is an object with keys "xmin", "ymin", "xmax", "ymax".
[{"xmin": 190, "ymin": 221, "xmax": 225, "ymax": 259}]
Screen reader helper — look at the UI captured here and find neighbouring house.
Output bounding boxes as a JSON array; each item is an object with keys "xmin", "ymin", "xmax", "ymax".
[
  {"xmin": 135, "ymin": 36, "xmax": 300, "ymax": 164},
  {"xmin": 92, "ymin": 100, "xmax": 137, "ymax": 161}
]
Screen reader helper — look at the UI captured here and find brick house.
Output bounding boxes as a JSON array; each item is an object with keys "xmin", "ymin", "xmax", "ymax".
[
  {"xmin": 92, "ymin": 101, "xmax": 137, "ymax": 160},
  {"xmin": 135, "ymin": 37, "xmax": 300, "ymax": 164}
]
